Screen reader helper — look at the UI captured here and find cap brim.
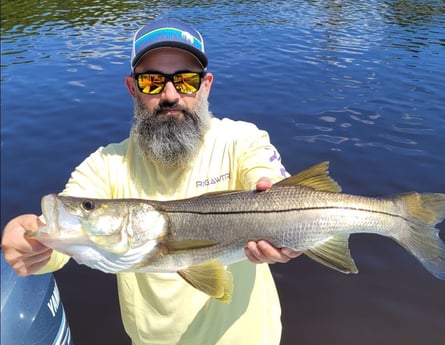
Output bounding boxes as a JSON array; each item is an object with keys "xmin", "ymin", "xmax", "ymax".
[{"xmin": 132, "ymin": 42, "xmax": 208, "ymax": 70}]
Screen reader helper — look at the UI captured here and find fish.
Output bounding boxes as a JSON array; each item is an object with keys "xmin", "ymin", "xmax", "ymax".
[{"xmin": 28, "ymin": 161, "xmax": 445, "ymax": 303}]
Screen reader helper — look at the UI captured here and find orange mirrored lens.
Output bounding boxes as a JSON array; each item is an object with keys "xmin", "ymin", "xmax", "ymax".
[
  {"xmin": 136, "ymin": 72, "xmax": 202, "ymax": 94},
  {"xmin": 173, "ymin": 73, "xmax": 201, "ymax": 93},
  {"xmin": 137, "ymin": 74, "xmax": 166, "ymax": 94}
]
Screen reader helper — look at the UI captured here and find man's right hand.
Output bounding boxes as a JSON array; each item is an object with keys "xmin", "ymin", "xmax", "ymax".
[{"xmin": 1, "ymin": 214, "xmax": 52, "ymax": 276}]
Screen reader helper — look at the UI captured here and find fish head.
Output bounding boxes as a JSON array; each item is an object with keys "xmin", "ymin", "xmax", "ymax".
[
  {"xmin": 35, "ymin": 194, "xmax": 135, "ymax": 255},
  {"xmin": 29, "ymin": 194, "xmax": 169, "ymax": 273}
]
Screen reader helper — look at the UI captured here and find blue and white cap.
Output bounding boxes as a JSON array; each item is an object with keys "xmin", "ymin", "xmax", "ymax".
[{"xmin": 131, "ymin": 18, "xmax": 208, "ymax": 71}]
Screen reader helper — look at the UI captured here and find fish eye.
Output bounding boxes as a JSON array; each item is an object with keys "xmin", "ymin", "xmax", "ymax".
[{"xmin": 82, "ymin": 200, "xmax": 95, "ymax": 211}]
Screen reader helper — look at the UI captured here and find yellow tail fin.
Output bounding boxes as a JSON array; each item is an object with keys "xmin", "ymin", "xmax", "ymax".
[{"xmin": 394, "ymin": 192, "xmax": 445, "ymax": 279}]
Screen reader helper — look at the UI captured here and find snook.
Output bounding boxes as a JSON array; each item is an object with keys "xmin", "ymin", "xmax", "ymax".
[{"xmin": 29, "ymin": 162, "xmax": 445, "ymax": 303}]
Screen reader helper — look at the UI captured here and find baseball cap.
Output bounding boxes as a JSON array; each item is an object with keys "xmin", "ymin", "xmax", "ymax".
[{"xmin": 131, "ymin": 18, "xmax": 208, "ymax": 71}]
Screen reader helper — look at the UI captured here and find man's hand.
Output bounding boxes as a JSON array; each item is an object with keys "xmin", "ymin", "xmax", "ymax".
[
  {"xmin": 244, "ymin": 177, "xmax": 302, "ymax": 264},
  {"xmin": 1, "ymin": 214, "xmax": 52, "ymax": 276}
]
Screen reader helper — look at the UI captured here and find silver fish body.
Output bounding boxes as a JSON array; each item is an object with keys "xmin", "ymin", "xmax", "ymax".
[{"xmin": 31, "ymin": 162, "xmax": 445, "ymax": 302}]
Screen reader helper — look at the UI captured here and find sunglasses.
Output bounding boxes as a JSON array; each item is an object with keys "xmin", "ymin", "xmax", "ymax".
[{"xmin": 132, "ymin": 71, "xmax": 206, "ymax": 95}]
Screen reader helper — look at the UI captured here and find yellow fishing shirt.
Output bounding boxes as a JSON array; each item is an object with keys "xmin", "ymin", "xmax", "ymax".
[{"xmin": 38, "ymin": 117, "xmax": 288, "ymax": 345}]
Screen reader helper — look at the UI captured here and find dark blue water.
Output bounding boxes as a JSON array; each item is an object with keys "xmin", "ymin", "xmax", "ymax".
[{"xmin": 2, "ymin": 1, "xmax": 444, "ymax": 344}]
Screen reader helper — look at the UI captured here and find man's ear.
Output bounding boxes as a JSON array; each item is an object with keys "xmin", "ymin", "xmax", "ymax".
[
  {"xmin": 203, "ymin": 72, "xmax": 213, "ymax": 97},
  {"xmin": 125, "ymin": 75, "xmax": 137, "ymax": 97}
]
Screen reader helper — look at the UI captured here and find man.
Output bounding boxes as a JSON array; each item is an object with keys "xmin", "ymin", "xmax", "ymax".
[{"xmin": 2, "ymin": 18, "xmax": 300, "ymax": 344}]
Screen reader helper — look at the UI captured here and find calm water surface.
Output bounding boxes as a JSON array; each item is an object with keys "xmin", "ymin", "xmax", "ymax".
[{"xmin": 1, "ymin": 1, "xmax": 445, "ymax": 344}]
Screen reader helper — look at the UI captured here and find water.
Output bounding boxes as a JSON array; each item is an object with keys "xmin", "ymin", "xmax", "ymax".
[{"xmin": 1, "ymin": 0, "xmax": 444, "ymax": 344}]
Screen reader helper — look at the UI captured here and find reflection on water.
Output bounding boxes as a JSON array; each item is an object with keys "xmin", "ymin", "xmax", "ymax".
[{"xmin": 1, "ymin": 1, "xmax": 444, "ymax": 345}]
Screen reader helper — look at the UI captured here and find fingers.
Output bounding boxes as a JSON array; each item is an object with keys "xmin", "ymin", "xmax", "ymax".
[
  {"xmin": 245, "ymin": 240, "xmax": 302, "ymax": 264},
  {"xmin": 2, "ymin": 214, "xmax": 51, "ymax": 276},
  {"xmin": 281, "ymin": 247, "xmax": 302, "ymax": 259},
  {"xmin": 252, "ymin": 178, "xmax": 301, "ymax": 264},
  {"xmin": 255, "ymin": 177, "xmax": 273, "ymax": 192},
  {"xmin": 9, "ymin": 248, "xmax": 53, "ymax": 276},
  {"xmin": 3, "ymin": 215, "xmax": 46, "ymax": 252}
]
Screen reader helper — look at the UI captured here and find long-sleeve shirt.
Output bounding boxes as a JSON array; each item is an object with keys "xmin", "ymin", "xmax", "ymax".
[{"xmin": 38, "ymin": 117, "xmax": 289, "ymax": 345}]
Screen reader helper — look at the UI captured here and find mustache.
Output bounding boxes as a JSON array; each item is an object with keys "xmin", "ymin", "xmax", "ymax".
[
  {"xmin": 153, "ymin": 101, "xmax": 200, "ymax": 124},
  {"xmin": 154, "ymin": 102, "xmax": 188, "ymax": 116}
]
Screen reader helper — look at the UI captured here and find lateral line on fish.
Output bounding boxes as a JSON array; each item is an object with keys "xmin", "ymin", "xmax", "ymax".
[{"xmin": 163, "ymin": 206, "xmax": 410, "ymax": 221}]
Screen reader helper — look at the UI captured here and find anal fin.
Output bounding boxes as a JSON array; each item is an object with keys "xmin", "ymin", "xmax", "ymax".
[
  {"xmin": 304, "ymin": 235, "xmax": 358, "ymax": 274},
  {"xmin": 178, "ymin": 260, "xmax": 233, "ymax": 303}
]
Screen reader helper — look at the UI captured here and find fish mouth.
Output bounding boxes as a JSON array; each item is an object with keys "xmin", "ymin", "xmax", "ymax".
[{"xmin": 39, "ymin": 194, "xmax": 59, "ymax": 235}]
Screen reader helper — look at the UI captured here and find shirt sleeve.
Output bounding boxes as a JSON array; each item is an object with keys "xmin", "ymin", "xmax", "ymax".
[
  {"xmin": 234, "ymin": 122, "xmax": 288, "ymax": 189},
  {"xmin": 34, "ymin": 249, "xmax": 71, "ymax": 274},
  {"xmin": 62, "ymin": 147, "xmax": 115, "ymax": 198}
]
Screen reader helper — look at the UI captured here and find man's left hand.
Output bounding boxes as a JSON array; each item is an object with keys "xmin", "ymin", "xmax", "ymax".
[{"xmin": 244, "ymin": 177, "xmax": 302, "ymax": 264}]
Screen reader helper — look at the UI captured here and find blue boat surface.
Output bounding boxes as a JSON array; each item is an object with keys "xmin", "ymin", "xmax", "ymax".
[{"xmin": 1, "ymin": 253, "xmax": 74, "ymax": 345}]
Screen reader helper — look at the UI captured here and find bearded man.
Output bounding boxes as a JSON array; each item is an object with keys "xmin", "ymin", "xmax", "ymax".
[{"xmin": 2, "ymin": 18, "xmax": 300, "ymax": 345}]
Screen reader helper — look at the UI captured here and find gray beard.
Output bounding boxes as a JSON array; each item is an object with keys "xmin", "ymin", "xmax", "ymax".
[{"xmin": 131, "ymin": 93, "xmax": 212, "ymax": 169}]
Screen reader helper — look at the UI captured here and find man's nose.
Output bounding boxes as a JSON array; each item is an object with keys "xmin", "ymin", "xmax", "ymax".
[{"xmin": 159, "ymin": 81, "xmax": 180, "ymax": 103}]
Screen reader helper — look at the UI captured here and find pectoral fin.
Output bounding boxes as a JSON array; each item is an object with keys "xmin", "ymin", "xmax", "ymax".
[
  {"xmin": 178, "ymin": 260, "xmax": 233, "ymax": 303},
  {"xmin": 164, "ymin": 240, "xmax": 219, "ymax": 254},
  {"xmin": 304, "ymin": 235, "xmax": 358, "ymax": 274}
]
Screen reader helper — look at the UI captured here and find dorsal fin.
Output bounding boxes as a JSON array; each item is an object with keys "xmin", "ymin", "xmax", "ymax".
[
  {"xmin": 275, "ymin": 161, "xmax": 342, "ymax": 193},
  {"xmin": 187, "ymin": 190, "xmax": 244, "ymax": 200}
]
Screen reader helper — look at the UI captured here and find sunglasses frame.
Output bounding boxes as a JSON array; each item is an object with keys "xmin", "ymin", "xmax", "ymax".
[{"xmin": 132, "ymin": 70, "xmax": 206, "ymax": 95}]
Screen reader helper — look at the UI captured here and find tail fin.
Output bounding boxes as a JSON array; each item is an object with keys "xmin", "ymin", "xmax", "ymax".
[{"xmin": 395, "ymin": 192, "xmax": 445, "ymax": 280}]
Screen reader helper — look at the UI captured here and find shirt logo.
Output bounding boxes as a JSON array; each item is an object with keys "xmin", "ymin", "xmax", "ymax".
[{"xmin": 196, "ymin": 173, "xmax": 230, "ymax": 188}]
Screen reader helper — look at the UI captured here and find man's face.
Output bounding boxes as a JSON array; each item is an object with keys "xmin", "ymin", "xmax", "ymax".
[{"xmin": 126, "ymin": 48, "xmax": 214, "ymax": 168}]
